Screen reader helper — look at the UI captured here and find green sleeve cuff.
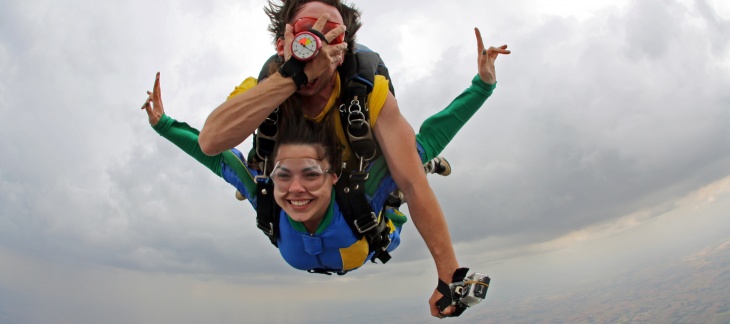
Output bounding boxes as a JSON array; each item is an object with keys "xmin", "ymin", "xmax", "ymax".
[
  {"xmin": 471, "ymin": 74, "xmax": 496, "ymax": 97},
  {"xmin": 152, "ymin": 114, "xmax": 178, "ymax": 134}
]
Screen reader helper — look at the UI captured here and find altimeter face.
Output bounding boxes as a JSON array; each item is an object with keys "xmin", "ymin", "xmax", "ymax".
[{"xmin": 291, "ymin": 31, "xmax": 322, "ymax": 61}]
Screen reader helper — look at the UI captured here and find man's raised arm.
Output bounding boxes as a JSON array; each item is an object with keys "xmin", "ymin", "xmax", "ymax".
[
  {"xmin": 199, "ymin": 21, "xmax": 348, "ymax": 156},
  {"xmin": 373, "ymin": 94, "xmax": 461, "ymax": 317},
  {"xmin": 198, "ymin": 74, "xmax": 297, "ymax": 156}
]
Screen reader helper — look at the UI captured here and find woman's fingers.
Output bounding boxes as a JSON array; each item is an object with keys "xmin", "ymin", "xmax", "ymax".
[{"xmin": 474, "ymin": 27, "xmax": 485, "ymax": 56}]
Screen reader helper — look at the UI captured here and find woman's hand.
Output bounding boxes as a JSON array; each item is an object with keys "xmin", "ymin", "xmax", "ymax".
[
  {"xmin": 142, "ymin": 72, "xmax": 165, "ymax": 126},
  {"xmin": 475, "ymin": 27, "xmax": 511, "ymax": 85}
]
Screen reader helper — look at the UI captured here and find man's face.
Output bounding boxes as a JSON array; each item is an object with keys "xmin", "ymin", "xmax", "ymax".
[{"xmin": 281, "ymin": 1, "xmax": 345, "ymax": 97}]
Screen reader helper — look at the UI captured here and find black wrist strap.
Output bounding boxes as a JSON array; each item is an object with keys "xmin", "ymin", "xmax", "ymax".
[
  {"xmin": 436, "ymin": 267, "xmax": 470, "ymax": 317},
  {"xmin": 309, "ymin": 29, "xmax": 328, "ymax": 44},
  {"xmin": 279, "ymin": 59, "xmax": 308, "ymax": 89}
]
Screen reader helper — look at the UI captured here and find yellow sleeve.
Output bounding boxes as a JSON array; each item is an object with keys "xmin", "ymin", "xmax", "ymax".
[
  {"xmin": 227, "ymin": 77, "xmax": 258, "ymax": 101},
  {"xmin": 367, "ymin": 75, "xmax": 390, "ymax": 127}
]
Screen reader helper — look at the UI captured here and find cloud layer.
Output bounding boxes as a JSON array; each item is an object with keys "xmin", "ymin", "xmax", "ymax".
[{"xmin": 1, "ymin": 0, "xmax": 729, "ymax": 322}]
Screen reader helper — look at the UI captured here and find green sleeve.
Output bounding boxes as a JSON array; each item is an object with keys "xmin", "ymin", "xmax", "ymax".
[
  {"xmin": 416, "ymin": 75, "xmax": 496, "ymax": 162},
  {"xmin": 152, "ymin": 114, "xmax": 224, "ymax": 177},
  {"xmin": 363, "ymin": 76, "xmax": 495, "ymax": 195}
]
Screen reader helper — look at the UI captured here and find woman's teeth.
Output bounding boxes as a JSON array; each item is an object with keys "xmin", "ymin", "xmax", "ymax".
[{"xmin": 291, "ymin": 200, "xmax": 311, "ymax": 206}]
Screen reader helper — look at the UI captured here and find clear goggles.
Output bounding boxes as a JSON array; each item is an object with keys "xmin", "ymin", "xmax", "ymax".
[{"xmin": 270, "ymin": 158, "xmax": 333, "ymax": 191}]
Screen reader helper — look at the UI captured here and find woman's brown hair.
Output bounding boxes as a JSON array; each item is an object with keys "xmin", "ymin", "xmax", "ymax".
[{"xmin": 272, "ymin": 102, "xmax": 343, "ymax": 175}]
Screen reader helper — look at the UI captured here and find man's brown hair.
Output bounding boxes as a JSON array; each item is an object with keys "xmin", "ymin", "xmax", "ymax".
[{"xmin": 264, "ymin": 0, "xmax": 362, "ymax": 52}]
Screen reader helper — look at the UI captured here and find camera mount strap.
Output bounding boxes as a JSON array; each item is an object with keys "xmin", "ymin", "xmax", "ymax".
[{"xmin": 436, "ymin": 267, "xmax": 471, "ymax": 317}]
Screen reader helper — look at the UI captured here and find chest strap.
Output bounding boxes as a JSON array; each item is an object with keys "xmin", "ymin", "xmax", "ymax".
[{"xmin": 334, "ymin": 170, "xmax": 392, "ymax": 264}]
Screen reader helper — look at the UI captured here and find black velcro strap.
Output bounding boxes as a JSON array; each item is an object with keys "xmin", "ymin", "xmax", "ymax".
[
  {"xmin": 291, "ymin": 72, "xmax": 308, "ymax": 90},
  {"xmin": 436, "ymin": 279, "xmax": 452, "ymax": 310},
  {"xmin": 308, "ymin": 29, "xmax": 328, "ymax": 44},
  {"xmin": 436, "ymin": 267, "xmax": 470, "ymax": 317},
  {"xmin": 452, "ymin": 267, "xmax": 470, "ymax": 283},
  {"xmin": 278, "ymin": 58, "xmax": 305, "ymax": 78}
]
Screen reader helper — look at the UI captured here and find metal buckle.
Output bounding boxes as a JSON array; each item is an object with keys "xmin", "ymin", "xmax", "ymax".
[
  {"xmin": 255, "ymin": 157, "xmax": 270, "ymax": 179},
  {"xmin": 340, "ymin": 96, "xmax": 377, "ymax": 163},
  {"xmin": 354, "ymin": 212, "xmax": 378, "ymax": 233},
  {"xmin": 380, "ymin": 233, "xmax": 392, "ymax": 251}
]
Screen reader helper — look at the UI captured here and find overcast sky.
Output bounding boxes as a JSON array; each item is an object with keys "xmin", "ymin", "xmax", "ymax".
[{"xmin": 1, "ymin": 0, "xmax": 730, "ymax": 322}]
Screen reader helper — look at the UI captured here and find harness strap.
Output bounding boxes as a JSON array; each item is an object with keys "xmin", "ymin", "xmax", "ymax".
[
  {"xmin": 338, "ymin": 51, "xmax": 380, "ymax": 163},
  {"xmin": 250, "ymin": 55, "xmax": 287, "ymax": 245},
  {"xmin": 255, "ymin": 176, "xmax": 280, "ymax": 247},
  {"xmin": 334, "ymin": 171, "xmax": 392, "ymax": 264},
  {"xmin": 254, "ymin": 108, "xmax": 279, "ymax": 162}
]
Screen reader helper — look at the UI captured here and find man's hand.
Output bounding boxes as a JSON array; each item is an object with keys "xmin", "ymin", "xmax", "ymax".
[
  {"xmin": 142, "ymin": 72, "xmax": 165, "ymax": 126},
  {"xmin": 282, "ymin": 14, "xmax": 348, "ymax": 81},
  {"xmin": 430, "ymin": 288, "xmax": 456, "ymax": 318},
  {"xmin": 373, "ymin": 93, "xmax": 461, "ymax": 319},
  {"xmin": 475, "ymin": 27, "xmax": 510, "ymax": 85}
]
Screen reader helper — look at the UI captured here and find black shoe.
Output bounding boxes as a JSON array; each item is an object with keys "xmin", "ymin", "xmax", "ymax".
[{"xmin": 426, "ymin": 156, "xmax": 451, "ymax": 176}]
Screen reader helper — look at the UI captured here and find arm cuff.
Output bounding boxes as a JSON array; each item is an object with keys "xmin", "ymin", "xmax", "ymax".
[
  {"xmin": 471, "ymin": 75, "xmax": 496, "ymax": 97},
  {"xmin": 152, "ymin": 114, "xmax": 174, "ymax": 134}
]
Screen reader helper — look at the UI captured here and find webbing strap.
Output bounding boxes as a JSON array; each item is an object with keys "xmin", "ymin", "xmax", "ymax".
[
  {"xmin": 334, "ymin": 172, "xmax": 391, "ymax": 264},
  {"xmin": 338, "ymin": 51, "xmax": 380, "ymax": 164},
  {"xmin": 251, "ymin": 55, "xmax": 286, "ymax": 246},
  {"xmin": 256, "ymin": 179, "xmax": 280, "ymax": 247},
  {"xmin": 254, "ymin": 109, "xmax": 279, "ymax": 163},
  {"xmin": 253, "ymin": 110, "xmax": 280, "ymax": 246},
  {"xmin": 254, "ymin": 54, "xmax": 283, "ymax": 167}
]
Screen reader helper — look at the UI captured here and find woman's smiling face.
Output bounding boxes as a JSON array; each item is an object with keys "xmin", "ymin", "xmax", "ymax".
[{"xmin": 272, "ymin": 144, "xmax": 337, "ymax": 233}]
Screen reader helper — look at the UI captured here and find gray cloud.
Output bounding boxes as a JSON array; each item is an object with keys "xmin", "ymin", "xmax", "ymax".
[
  {"xmin": 1, "ymin": 0, "xmax": 730, "ymax": 321},
  {"xmin": 406, "ymin": 0, "xmax": 730, "ymax": 246},
  {"xmin": 4, "ymin": 0, "xmax": 729, "ymax": 271}
]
